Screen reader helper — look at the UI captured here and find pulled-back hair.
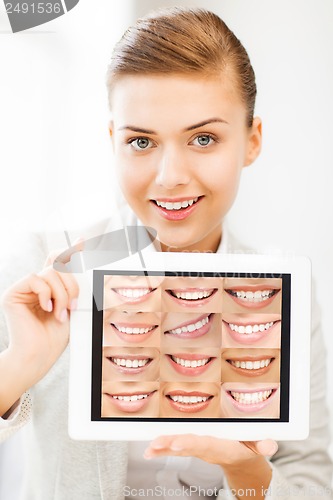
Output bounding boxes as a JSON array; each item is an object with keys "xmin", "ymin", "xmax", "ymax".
[{"xmin": 106, "ymin": 7, "xmax": 256, "ymax": 127}]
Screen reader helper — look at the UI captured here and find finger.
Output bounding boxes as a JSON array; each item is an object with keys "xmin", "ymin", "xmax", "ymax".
[
  {"xmin": 38, "ymin": 269, "xmax": 73, "ymax": 322},
  {"xmin": 247, "ymin": 439, "xmax": 278, "ymax": 457},
  {"xmin": 1, "ymin": 273, "xmax": 53, "ymax": 313}
]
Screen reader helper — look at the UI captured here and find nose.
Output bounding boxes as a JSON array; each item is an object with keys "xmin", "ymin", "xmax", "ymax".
[{"xmin": 155, "ymin": 147, "xmax": 191, "ymax": 189}]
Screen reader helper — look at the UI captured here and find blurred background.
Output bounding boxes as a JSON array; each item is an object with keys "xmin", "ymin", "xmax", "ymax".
[{"xmin": 1, "ymin": 0, "xmax": 332, "ymax": 497}]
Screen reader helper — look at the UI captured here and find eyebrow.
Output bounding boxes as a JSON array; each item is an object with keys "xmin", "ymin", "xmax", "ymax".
[{"xmin": 118, "ymin": 118, "xmax": 229, "ymax": 135}]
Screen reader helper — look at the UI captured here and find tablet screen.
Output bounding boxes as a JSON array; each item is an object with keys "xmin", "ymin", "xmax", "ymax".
[{"xmin": 91, "ymin": 271, "xmax": 290, "ymax": 423}]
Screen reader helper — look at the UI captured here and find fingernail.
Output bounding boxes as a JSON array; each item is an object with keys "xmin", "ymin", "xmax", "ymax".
[
  {"xmin": 170, "ymin": 443, "xmax": 183, "ymax": 452},
  {"xmin": 143, "ymin": 451, "xmax": 153, "ymax": 460},
  {"xmin": 151, "ymin": 442, "xmax": 165, "ymax": 450},
  {"xmin": 60, "ymin": 309, "xmax": 68, "ymax": 323},
  {"xmin": 71, "ymin": 298, "xmax": 78, "ymax": 311},
  {"xmin": 266, "ymin": 443, "xmax": 279, "ymax": 457},
  {"xmin": 47, "ymin": 300, "xmax": 53, "ymax": 312}
]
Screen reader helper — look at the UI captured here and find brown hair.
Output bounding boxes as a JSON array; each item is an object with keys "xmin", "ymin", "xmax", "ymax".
[{"xmin": 106, "ymin": 7, "xmax": 256, "ymax": 127}]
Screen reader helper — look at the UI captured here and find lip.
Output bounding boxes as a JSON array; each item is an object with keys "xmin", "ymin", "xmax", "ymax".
[
  {"xmin": 223, "ymin": 319, "xmax": 281, "ymax": 345},
  {"xmin": 104, "ymin": 390, "xmax": 157, "ymax": 413},
  {"xmin": 165, "ymin": 288, "xmax": 218, "ymax": 308},
  {"xmin": 111, "ymin": 287, "xmax": 157, "ymax": 304},
  {"xmin": 150, "ymin": 196, "xmax": 203, "ymax": 221},
  {"xmin": 224, "ymin": 356, "xmax": 275, "ymax": 377},
  {"xmin": 165, "ymin": 390, "xmax": 214, "ymax": 413},
  {"xmin": 224, "ymin": 386, "xmax": 279, "ymax": 413},
  {"xmin": 164, "ymin": 313, "xmax": 213, "ymax": 339},
  {"xmin": 110, "ymin": 322, "xmax": 158, "ymax": 344},
  {"xmin": 107, "ymin": 354, "xmax": 154, "ymax": 375},
  {"xmin": 166, "ymin": 353, "xmax": 215, "ymax": 376},
  {"xmin": 224, "ymin": 285, "xmax": 281, "ymax": 310}
]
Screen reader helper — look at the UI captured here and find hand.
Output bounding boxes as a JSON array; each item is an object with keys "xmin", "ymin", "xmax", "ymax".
[
  {"xmin": 1, "ymin": 248, "xmax": 79, "ymax": 391},
  {"xmin": 144, "ymin": 434, "xmax": 278, "ymax": 466}
]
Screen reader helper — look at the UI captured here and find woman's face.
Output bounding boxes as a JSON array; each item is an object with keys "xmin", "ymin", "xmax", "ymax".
[{"xmin": 110, "ymin": 74, "xmax": 261, "ymax": 252}]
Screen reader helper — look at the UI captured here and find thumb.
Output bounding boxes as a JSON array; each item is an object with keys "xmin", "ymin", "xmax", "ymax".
[{"xmin": 243, "ymin": 440, "xmax": 278, "ymax": 458}]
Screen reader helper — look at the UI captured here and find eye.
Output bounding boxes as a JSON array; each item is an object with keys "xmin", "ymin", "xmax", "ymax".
[
  {"xmin": 190, "ymin": 134, "xmax": 216, "ymax": 147},
  {"xmin": 129, "ymin": 137, "xmax": 154, "ymax": 151}
]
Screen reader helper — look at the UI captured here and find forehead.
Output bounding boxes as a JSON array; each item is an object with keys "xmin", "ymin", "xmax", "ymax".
[{"xmin": 110, "ymin": 74, "xmax": 246, "ymax": 130}]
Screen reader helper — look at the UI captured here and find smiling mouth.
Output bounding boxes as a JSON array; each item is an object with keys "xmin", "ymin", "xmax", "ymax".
[
  {"xmin": 109, "ymin": 357, "xmax": 152, "ymax": 369},
  {"xmin": 227, "ymin": 321, "xmax": 275, "ymax": 334},
  {"xmin": 229, "ymin": 389, "xmax": 273, "ymax": 404},
  {"xmin": 165, "ymin": 313, "xmax": 212, "ymax": 337},
  {"xmin": 165, "ymin": 391, "xmax": 214, "ymax": 413},
  {"xmin": 105, "ymin": 390, "xmax": 157, "ymax": 413},
  {"xmin": 226, "ymin": 289, "xmax": 279, "ymax": 303},
  {"xmin": 112, "ymin": 287, "xmax": 155, "ymax": 299},
  {"xmin": 111, "ymin": 323, "xmax": 157, "ymax": 336},
  {"xmin": 154, "ymin": 197, "xmax": 199, "ymax": 210},
  {"xmin": 167, "ymin": 288, "xmax": 217, "ymax": 301},
  {"xmin": 228, "ymin": 358, "xmax": 273, "ymax": 370}
]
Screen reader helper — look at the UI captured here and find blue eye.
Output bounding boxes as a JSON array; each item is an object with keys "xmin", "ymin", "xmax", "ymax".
[
  {"xmin": 192, "ymin": 134, "xmax": 215, "ymax": 147},
  {"xmin": 129, "ymin": 137, "xmax": 153, "ymax": 150}
]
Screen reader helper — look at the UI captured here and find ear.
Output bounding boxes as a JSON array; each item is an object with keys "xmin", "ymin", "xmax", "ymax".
[{"xmin": 244, "ymin": 117, "xmax": 262, "ymax": 167}]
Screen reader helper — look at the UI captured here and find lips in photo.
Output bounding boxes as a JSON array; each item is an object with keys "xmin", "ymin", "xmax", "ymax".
[
  {"xmin": 160, "ymin": 347, "xmax": 221, "ymax": 382},
  {"xmin": 222, "ymin": 313, "xmax": 281, "ymax": 348},
  {"xmin": 162, "ymin": 312, "xmax": 221, "ymax": 348},
  {"xmin": 103, "ymin": 310, "xmax": 161, "ymax": 347},
  {"xmin": 221, "ymin": 382, "xmax": 280, "ymax": 418},
  {"xmin": 162, "ymin": 277, "xmax": 222, "ymax": 312},
  {"xmin": 102, "ymin": 346, "xmax": 160, "ymax": 381},
  {"xmin": 102, "ymin": 381, "xmax": 159, "ymax": 417},
  {"xmin": 103, "ymin": 275, "xmax": 164, "ymax": 311},
  {"xmin": 160, "ymin": 382, "xmax": 220, "ymax": 418},
  {"xmin": 223, "ymin": 278, "xmax": 282, "ymax": 314},
  {"xmin": 221, "ymin": 348, "xmax": 280, "ymax": 383}
]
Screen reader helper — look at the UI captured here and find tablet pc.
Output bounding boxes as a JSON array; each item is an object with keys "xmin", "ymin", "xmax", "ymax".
[{"xmin": 68, "ymin": 252, "xmax": 311, "ymax": 441}]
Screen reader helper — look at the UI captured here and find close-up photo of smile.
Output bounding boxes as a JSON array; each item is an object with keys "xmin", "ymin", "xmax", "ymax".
[
  {"xmin": 103, "ymin": 310, "xmax": 161, "ymax": 347},
  {"xmin": 102, "ymin": 346, "xmax": 160, "ymax": 381},
  {"xmin": 221, "ymin": 348, "xmax": 280, "ymax": 383},
  {"xmin": 161, "ymin": 276, "xmax": 223, "ymax": 312},
  {"xmin": 222, "ymin": 313, "xmax": 281, "ymax": 348},
  {"xmin": 103, "ymin": 275, "xmax": 164, "ymax": 311},
  {"xmin": 220, "ymin": 382, "xmax": 280, "ymax": 418},
  {"xmin": 159, "ymin": 382, "xmax": 220, "ymax": 417},
  {"xmin": 160, "ymin": 347, "xmax": 221, "ymax": 382},
  {"xmin": 223, "ymin": 278, "xmax": 282, "ymax": 313},
  {"xmin": 162, "ymin": 312, "xmax": 221, "ymax": 348},
  {"xmin": 102, "ymin": 381, "xmax": 159, "ymax": 417}
]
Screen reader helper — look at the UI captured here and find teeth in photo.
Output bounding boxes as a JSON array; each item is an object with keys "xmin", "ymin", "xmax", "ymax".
[
  {"xmin": 113, "ymin": 325, "xmax": 155, "ymax": 335},
  {"xmin": 168, "ymin": 315, "xmax": 209, "ymax": 335},
  {"xmin": 170, "ymin": 356, "xmax": 210, "ymax": 368},
  {"xmin": 171, "ymin": 289, "xmax": 213, "ymax": 300},
  {"xmin": 114, "ymin": 288, "xmax": 152, "ymax": 298},
  {"xmin": 156, "ymin": 197, "xmax": 198, "ymax": 210},
  {"xmin": 229, "ymin": 289, "xmax": 277, "ymax": 302},
  {"xmin": 230, "ymin": 390, "xmax": 273, "ymax": 404},
  {"xmin": 169, "ymin": 395, "xmax": 209, "ymax": 403},
  {"xmin": 230, "ymin": 359, "xmax": 271, "ymax": 370},
  {"xmin": 112, "ymin": 394, "xmax": 149, "ymax": 401},
  {"xmin": 228, "ymin": 322, "xmax": 274, "ymax": 334},
  {"xmin": 111, "ymin": 357, "xmax": 150, "ymax": 368}
]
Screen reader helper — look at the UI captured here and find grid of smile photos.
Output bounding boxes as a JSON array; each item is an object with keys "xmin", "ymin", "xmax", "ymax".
[{"xmin": 99, "ymin": 272, "xmax": 284, "ymax": 420}]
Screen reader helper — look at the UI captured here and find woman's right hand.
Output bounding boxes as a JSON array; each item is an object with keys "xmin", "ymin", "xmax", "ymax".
[{"xmin": 0, "ymin": 253, "xmax": 79, "ymax": 413}]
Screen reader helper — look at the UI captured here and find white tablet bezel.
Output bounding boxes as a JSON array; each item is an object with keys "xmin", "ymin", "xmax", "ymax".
[{"xmin": 68, "ymin": 252, "xmax": 311, "ymax": 441}]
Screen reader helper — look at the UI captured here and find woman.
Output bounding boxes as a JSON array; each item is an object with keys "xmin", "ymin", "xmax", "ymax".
[{"xmin": 0, "ymin": 7, "xmax": 332, "ymax": 499}]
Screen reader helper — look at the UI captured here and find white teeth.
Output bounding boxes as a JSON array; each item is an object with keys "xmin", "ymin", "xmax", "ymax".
[
  {"xmin": 171, "ymin": 356, "xmax": 210, "ymax": 368},
  {"xmin": 156, "ymin": 197, "xmax": 198, "ymax": 210},
  {"xmin": 228, "ymin": 322, "xmax": 274, "ymax": 334},
  {"xmin": 230, "ymin": 390, "xmax": 273, "ymax": 404},
  {"xmin": 112, "ymin": 393, "xmax": 148, "ymax": 401},
  {"xmin": 230, "ymin": 359, "xmax": 271, "ymax": 370},
  {"xmin": 111, "ymin": 357, "xmax": 150, "ymax": 368},
  {"xmin": 232, "ymin": 289, "xmax": 276, "ymax": 302},
  {"xmin": 114, "ymin": 288, "xmax": 152, "ymax": 298},
  {"xmin": 169, "ymin": 395, "xmax": 208, "ymax": 403},
  {"xmin": 168, "ymin": 315, "xmax": 209, "ymax": 335},
  {"xmin": 172, "ymin": 289, "xmax": 213, "ymax": 300},
  {"xmin": 113, "ymin": 324, "xmax": 155, "ymax": 335}
]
